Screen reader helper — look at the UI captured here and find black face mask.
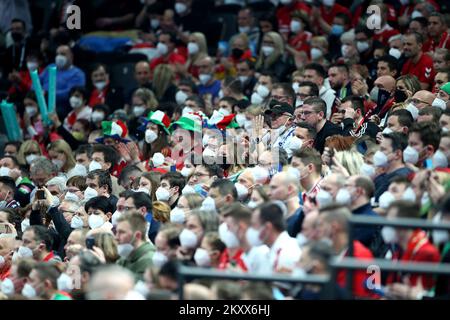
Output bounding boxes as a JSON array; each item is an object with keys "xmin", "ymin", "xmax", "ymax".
[
  {"xmin": 231, "ymin": 48, "xmax": 244, "ymax": 59},
  {"xmin": 11, "ymin": 32, "xmax": 23, "ymax": 42},
  {"xmin": 377, "ymin": 88, "xmax": 391, "ymax": 108},
  {"xmin": 394, "ymin": 89, "xmax": 408, "ymax": 103}
]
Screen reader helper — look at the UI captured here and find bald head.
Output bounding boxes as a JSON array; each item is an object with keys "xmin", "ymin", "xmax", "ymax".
[
  {"xmin": 88, "ymin": 265, "xmax": 135, "ymax": 300},
  {"xmin": 320, "ymin": 173, "xmax": 345, "ymax": 198},
  {"xmin": 412, "ymin": 90, "xmax": 435, "ymax": 109},
  {"xmin": 374, "ymin": 75, "xmax": 396, "ymax": 93},
  {"xmin": 0, "ymin": 236, "xmax": 15, "ymax": 263},
  {"xmin": 269, "ymin": 172, "xmax": 300, "ymax": 201},
  {"xmin": 135, "ymin": 61, "xmax": 151, "ymax": 86}
]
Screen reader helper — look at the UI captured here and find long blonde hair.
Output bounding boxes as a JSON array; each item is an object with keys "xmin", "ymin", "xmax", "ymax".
[
  {"xmin": 187, "ymin": 32, "xmax": 208, "ymax": 66},
  {"xmin": 133, "ymin": 88, "xmax": 158, "ymax": 110},
  {"xmin": 16, "ymin": 140, "xmax": 42, "ymax": 166},
  {"xmin": 335, "ymin": 150, "xmax": 365, "ymax": 176},
  {"xmin": 152, "ymin": 64, "xmax": 175, "ymax": 100},
  {"xmin": 48, "ymin": 139, "xmax": 76, "ymax": 172},
  {"xmin": 256, "ymin": 32, "xmax": 284, "ymax": 70}
]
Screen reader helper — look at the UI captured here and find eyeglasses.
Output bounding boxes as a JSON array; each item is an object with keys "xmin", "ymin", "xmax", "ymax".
[
  {"xmin": 124, "ymin": 206, "xmax": 136, "ymax": 211},
  {"xmin": 411, "ymin": 98, "xmax": 430, "ymax": 106},
  {"xmin": 297, "ymin": 110, "xmax": 316, "ymax": 116}
]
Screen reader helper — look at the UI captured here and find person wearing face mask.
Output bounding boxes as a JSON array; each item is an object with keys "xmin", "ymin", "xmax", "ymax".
[
  {"xmin": 248, "ymin": 202, "xmax": 301, "ymax": 274},
  {"xmin": 373, "ymin": 132, "xmax": 413, "ymax": 201},
  {"xmin": 291, "ymin": 148, "xmax": 323, "ymax": 209},
  {"xmin": 433, "ymin": 132, "xmax": 450, "ymax": 169},
  {"xmin": 235, "ymin": 59, "xmax": 257, "ymax": 99},
  {"xmin": 40, "ymin": 45, "xmax": 86, "ymax": 119},
  {"xmin": 22, "ymin": 263, "xmax": 72, "ymax": 300},
  {"xmin": 268, "ymin": 172, "xmax": 303, "ymax": 238},
  {"xmin": 85, "ymin": 170, "xmax": 118, "ymax": 211},
  {"xmin": 138, "ymin": 110, "xmax": 171, "ymax": 165},
  {"xmin": 62, "ymin": 87, "xmax": 92, "ymax": 132},
  {"xmin": 316, "ymin": 205, "xmax": 375, "ymax": 298},
  {"xmin": 256, "ymin": 32, "xmax": 290, "ymax": 82},
  {"xmin": 152, "ymin": 226, "xmax": 181, "ymax": 268},
  {"xmin": 219, "ymin": 203, "xmax": 269, "ymax": 274},
  {"xmin": 404, "ymin": 121, "xmax": 441, "ymax": 170},
  {"xmin": 339, "ymin": 95, "xmax": 380, "ymax": 140},
  {"xmin": 206, "ymin": 179, "xmax": 237, "ymax": 214},
  {"xmin": 315, "ymin": 173, "xmax": 346, "ymax": 208},
  {"xmin": 310, "ymin": 0, "xmax": 351, "ymax": 36},
  {"xmin": 342, "ymin": 176, "xmax": 380, "ymax": 249},
  {"xmin": 150, "ymin": 31, "xmax": 186, "ymax": 72},
  {"xmin": 286, "ymin": 12, "xmax": 312, "ymax": 57},
  {"xmin": 184, "ymin": 32, "xmax": 208, "ymax": 79},
  {"xmin": 0, "ymin": 176, "xmax": 20, "ymax": 210},
  {"xmin": 1, "ymin": 258, "xmax": 34, "ymax": 297},
  {"xmin": 88, "ymin": 64, "xmax": 124, "ymax": 111},
  {"xmin": 234, "ymin": 7, "xmax": 260, "ymax": 55},
  {"xmin": 194, "ymin": 232, "xmax": 226, "ymax": 269},
  {"xmin": 353, "ymin": 26, "xmax": 378, "ymax": 75},
  {"xmin": 262, "ymin": 101, "xmax": 296, "ymax": 154},
  {"xmin": 156, "ymin": 172, "xmax": 185, "ymax": 210},
  {"xmin": 85, "ymin": 196, "xmax": 113, "ymax": 232},
  {"xmin": 124, "ymin": 192, "xmax": 160, "ymax": 244},
  {"xmin": 18, "ymin": 225, "xmax": 61, "ymax": 263},
  {"xmin": 115, "ymin": 213, "xmax": 155, "ymax": 281},
  {"xmin": 195, "ymin": 56, "xmax": 221, "ymax": 100},
  {"xmin": 384, "ymin": 201, "xmax": 441, "ymax": 292},
  {"xmin": 0, "ymin": 155, "xmax": 33, "ymax": 207},
  {"xmin": 0, "ymin": 236, "xmax": 15, "ymax": 281},
  {"xmin": 7, "ymin": 51, "xmax": 43, "ymax": 99}
]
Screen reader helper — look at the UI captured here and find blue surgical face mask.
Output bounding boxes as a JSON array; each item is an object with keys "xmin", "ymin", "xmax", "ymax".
[{"xmin": 331, "ymin": 24, "xmax": 344, "ymax": 36}]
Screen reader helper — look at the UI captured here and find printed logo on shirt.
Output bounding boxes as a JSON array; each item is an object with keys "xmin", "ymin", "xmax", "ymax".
[{"xmin": 425, "ymin": 67, "xmax": 432, "ymax": 79}]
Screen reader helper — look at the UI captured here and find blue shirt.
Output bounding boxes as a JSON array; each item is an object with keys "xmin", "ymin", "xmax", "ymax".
[
  {"xmin": 352, "ymin": 203, "xmax": 379, "ymax": 249},
  {"xmin": 374, "ymin": 167, "xmax": 413, "ymax": 201},
  {"xmin": 40, "ymin": 64, "xmax": 86, "ymax": 111},
  {"xmin": 145, "ymin": 211, "xmax": 160, "ymax": 244},
  {"xmin": 198, "ymin": 80, "xmax": 221, "ymax": 100},
  {"xmin": 286, "ymin": 207, "xmax": 304, "ymax": 238}
]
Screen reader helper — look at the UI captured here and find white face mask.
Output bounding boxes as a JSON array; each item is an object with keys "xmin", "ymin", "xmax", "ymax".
[
  {"xmin": 0, "ymin": 166, "xmax": 11, "ymax": 177},
  {"xmin": 373, "ymin": 150, "xmax": 389, "ymax": 168},
  {"xmin": 25, "ymin": 105, "xmax": 38, "ymax": 117},
  {"xmin": 219, "ymin": 223, "xmax": 240, "ymax": 249},
  {"xmin": 117, "ymin": 243, "xmax": 135, "ymax": 259},
  {"xmin": 402, "ymin": 187, "xmax": 417, "ymax": 203},
  {"xmin": 179, "ymin": 229, "xmax": 198, "ymax": 248},
  {"xmin": 239, "ymin": 26, "xmax": 251, "ymax": 34},
  {"xmin": 292, "ymin": 82, "xmax": 300, "ymax": 93},
  {"xmin": 20, "ymin": 219, "xmax": 30, "ymax": 234},
  {"xmin": 69, "ymin": 96, "xmax": 83, "ymax": 109},
  {"xmin": 57, "ymin": 273, "xmax": 74, "ymax": 292},
  {"xmin": 252, "ymin": 166, "xmax": 270, "ymax": 184},
  {"xmin": 251, "ymin": 92, "xmax": 264, "ymax": 105},
  {"xmin": 55, "ymin": 54, "xmax": 68, "ymax": 68},
  {"xmin": 150, "ymin": 18, "xmax": 160, "ymax": 29},
  {"xmin": 27, "ymin": 61, "xmax": 38, "ymax": 71},
  {"xmin": 17, "ymin": 246, "xmax": 33, "ymax": 259},
  {"xmin": 1, "ymin": 277, "xmax": 15, "ymax": 296},
  {"xmin": 290, "ymin": 20, "xmax": 302, "ymax": 33},
  {"xmin": 360, "ymin": 163, "xmax": 376, "ymax": 177},
  {"xmin": 84, "ymin": 187, "xmax": 98, "ymax": 201},
  {"xmin": 201, "ymin": 196, "xmax": 216, "ymax": 212},
  {"xmin": 287, "ymin": 136, "xmax": 303, "ymax": 152},
  {"xmin": 111, "ymin": 210, "xmax": 122, "ymax": 226},
  {"xmin": 403, "ymin": 146, "xmax": 419, "ymax": 165},
  {"xmin": 239, "ymin": 75, "xmax": 249, "ymax": 84},
  {"xmin": 187, "ymin": 42, "xmax": 199, "ymax": 55},
  {"xmin": 88, "ymin": 214, "xmax": 105, "ymax": 229},
  {"xmin": 411, "ymin": 10, "xmax": 423, "ymax": 19},
  {"xmin": 341, "ymin": 44, "xmax": 351, "ymax": 58},
  {"xmin": 152, "ymin": 251, "xmax": 169, "ymax": 268},
  {"xmin": 244, "ymin": 119, "xmax": 253, "ymax": 132},
  {"xmin": 356, "ymin": 41, "xmax": 370, "ymax": 53},
  {"xmin": 133, "ymin": 106, "xmax": 147, "ymax": 117},
  {"xmin": 152, "ymin": 153, "xmax": 165, "ymax": 167},
  {"xmin": 335, "ymin": 188, "xmax": 352, "ymax": 205},
  {"xmin": 382, "ymin": 127, "xmax": 393, "ymax": 135},
  {"xmin": 388, "ymin": 47, "xmax": 402, "ymax": 59},
  {"xmin": 145, "ymin": 129, "xmax": 158, "ymax": 144},
  {"xmin": 65, "ymin": 191, "xmax": 79, "ymax": 202},
  {"xmin": 26, "ymin": 154, "xmax": 39, "ymax": 165},
  {"xmin": 157, "ymin": 42, "xmax": 168, "ymax": 56},
  {"xmin": 235, "ymin": 113, "xmax": 246, "ymax": 127},
  {"xmin": 52, "ymin": 159, "xmax": 64, "ymax": 170},
  {"xmin": 432, "ymin": 98, "xmax": 447, "ymax": 110},
  {"xmin": 405, "ymin": 103, "xmax": 419, "ymax": 120},
  {"xmin": 218, "ymin": 107, "xmax": 230, "ymax": 116},
  {"xmin": 234, "ymin": 183, "xmax": 249, "ymax": 200},
  {"xmin": 175, "ymin": 90, "xmax": 188, "ymax": 105},
  {"xmin": 247, "ymin": 200, "xmax": 258, "ymax": 209},
  {"xmin": 287, "ymin": 166, "xmax": 301, "ymax": 181},
  {"xmin": 170, "ymin": 207, "xmax": 186, "ymax": 224},
  {"xmin": 194, "ymin": 248, "xmax": 211, "ymax": 267},
  {"xmin": 379, "ymin": 191, "xmax": 396, "ymax": 209},
  {"xmin": 310, "ymin": 48, "xmax": 323, "ymax": 60},
  {"xmin": 296, "ymin": 233, "xmax": 309, "ymax": 247},
  {"xmin": 155, "ymin": 187, "xmax": 171, "ymax": 201},
  {"xmin": 175, "ymin": 2, "xmax": 188, "ymax": 14},
  {"xmin": 245, "ymin": 227, "xmax": 263, "ymax": 247},
  {"xmin": 91, "ymin": 111, "xmax": 105, "ymax": 123},
  {"xmin": 70, "ymin": 215, "xmax": 84, "ymax": 229},
  {"xmin": 381, "ymin": 226, "xmax": 398, "ymax": 244},
  {"xmin": 88, "ymin": 160, "xmax": 102, "ymax": 172},
  {"xmin": 432, "ymin": 150, "xmax": 449, "ymax": 169},
  {"xmin": 202, "ymin": 147, "xmax": 216, "ymax": 159},
  {"xmin": 181, "ymin": 184, "xmax": 196, "ymax": 195},
  {"xmin": 94, "ymin": 81, "xmax": 107, "ymax": 91},
  {"xmin": 199, "ymin": 73, "xmax": 212, "ymax": 85},
  {"xmin": 180, "ymin": 167, "xmax": 193, "ymax": 178},
  {"xmin": 257, "ymin": 85, "xmax": 270, "ymax": 98},
  {"xmin": 21, "ymin": 283, "xmax": 37, "ymax": 298},
  {"xmin": 315, "ymin": 189, "xmax": 333, "ymax": 208},
  {"xmin": 261, "ymin": 46, "xmax": 275, "ymax": 57}
]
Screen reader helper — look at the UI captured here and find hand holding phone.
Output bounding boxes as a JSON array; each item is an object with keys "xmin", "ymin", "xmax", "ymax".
[
  {"xmin": 36, "ymin": 189, "xmax": 45, "ymax": 200},
  {"xmin": 86, "ymin": 236, "xmax": 95, "ymax": 250}
]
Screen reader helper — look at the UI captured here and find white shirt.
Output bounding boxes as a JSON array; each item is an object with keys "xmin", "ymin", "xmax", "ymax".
[
  {"xmin": 319, "ymin": 84, "xmax": 336, "ymax": 120},
  {"xmin": 268, "ymin": 231, "xmax": 302, "ymax": 273},
  {"xmin": 242, "ymin": 245, "xmax": 270, "ymax": 275}
]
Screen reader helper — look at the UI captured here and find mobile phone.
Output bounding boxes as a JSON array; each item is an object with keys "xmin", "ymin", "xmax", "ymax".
[
  {"xmin": 36, "ymin": 189, "xmax": 45, "ymax": 200},
  {"xmin": 86, "ymin": 237, "xmax": 95, "ymax": 250},
  {"xmin": 328, "ymin": 148, "xmax": 334, "ymax": 167}
]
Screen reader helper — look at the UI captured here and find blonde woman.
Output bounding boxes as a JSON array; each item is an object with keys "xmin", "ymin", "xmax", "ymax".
[
  {"xmin": 130, "ymin": 88, "xmax": 158, "ymax": 118},
  {"xmin": 92, "ymin": 232, "xmax": 120, "ymax": 263},
  {"xmin": 16, "ymin": 139, "xmax": 43, "ymax": 166},
  {"xmin": 152, "ymin": 200, "xmax": 171, "ymax": 223},
  {"xmin": 47, "ymin": 140, "xmax": 76, "ymax": 173},
  {"xmin": 152, "ymin": 64, "xmax": 177, "ymax": 102},
  {"xmin": 185, "ymin": 32, "xmax": 208, "ymax": 78},
  {"xmin": 395, "ymin": 75, "xmax": 422, "ymax": 101},
  {"xmin": 256, "ymin": 31, "xmax": 290, "ymax": 81},
  {"xmin": 332, "ymin": 150, "xmax": 365, "ymax": 177}
]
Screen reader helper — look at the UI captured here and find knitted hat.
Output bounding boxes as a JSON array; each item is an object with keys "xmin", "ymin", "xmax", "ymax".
[
  {"xmin": 139, "ymin": 110, "xmax": 171, "ymax": 134},
  {"xmin": 96, "ymin": 120, "xmax": 130, "ymax": 143},
  {"xmin": 440, "ymin": 82, "xmax": 450, "ymax": 95}
]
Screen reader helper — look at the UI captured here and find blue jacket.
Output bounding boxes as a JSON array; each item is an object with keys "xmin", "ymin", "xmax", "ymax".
[
  {"xmin": 374, "ymin": 167, "xmax": 413, "ymax": 201},
  {"xmin": 352, "ymin": 203, "xmax": 379, "ymax": 249}
]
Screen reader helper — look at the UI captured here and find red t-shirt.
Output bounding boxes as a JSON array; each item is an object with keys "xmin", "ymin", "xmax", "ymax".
[
  {"xmin": 374, "ymin": 27, "xmax": 400, "ymax": 46},
  {"xmin": 423, "ymin": 32, "xmax": 450, "ymax": 52},
  {"xmin": 337, "ymin": 240, "xmax": 375, "ymax": 298},
  {"xmin": 320, "ymin": 4, "xmax": 351, "ymax": 25},
  {"xmin": 89, "ymin": 85, "xmax": 109, "ymax": 107},
  {"xmin": 150, "ymin": 51, "xmax": 186, "ymax": 70},
  {"xmin": 401, "ymin": 53, "xmax": 435, "ymax": 87},
  {"xmin": 276, "ymin": 3, "xmax": 311, "ymax": 34}
]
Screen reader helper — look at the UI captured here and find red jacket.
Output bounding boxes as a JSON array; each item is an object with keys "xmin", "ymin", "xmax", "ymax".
[{"xmin": 337, "ymin": 240, "xmax": 375, "ymax": 299}]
